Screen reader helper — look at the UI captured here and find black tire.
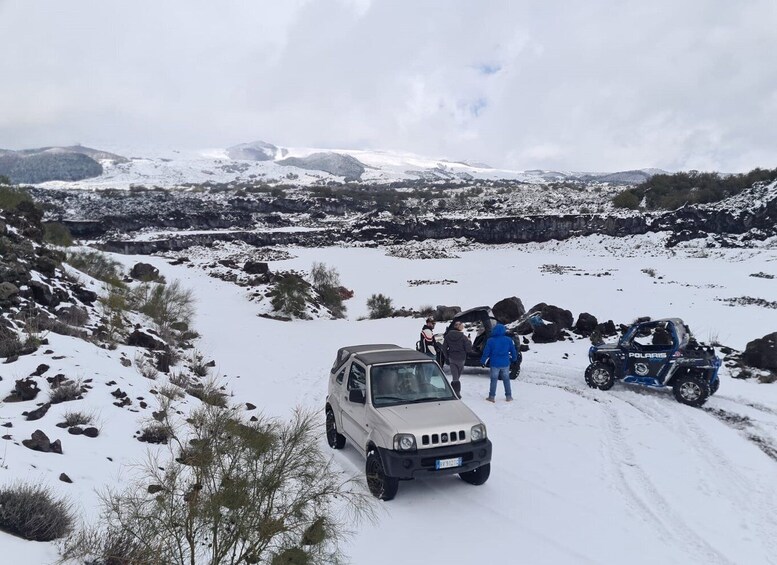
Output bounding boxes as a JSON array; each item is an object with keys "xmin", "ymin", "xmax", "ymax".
[
  {"xmin": 509, "ymin": 364, "xmax": 520, "ymax": 380},
  {"xmin": 459, "ymin": 463, "xmax": 490, "ymax": 485},
  {"xmin": 584, "ymin": 362, "xmax": 615, "ymax": 390},
  {"xmin": 325, "ymin": 408, "xmax": 346, "ymax": 449},
  {"xmin": 710, "ymin": 377, "xmax": 720, "ymax": 395},
  {"xmin": 366, "ymin": 450, "xmax": 399, "ymax": 501},
  {"xmin": 672, "ymin": 372, "xmax": 710, "ymax": 407}
]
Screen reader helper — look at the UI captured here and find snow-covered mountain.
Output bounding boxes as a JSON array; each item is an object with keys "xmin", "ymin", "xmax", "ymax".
[{"xmin": 30, "ymin": 140, "xmax": 664, "ymax": 189}]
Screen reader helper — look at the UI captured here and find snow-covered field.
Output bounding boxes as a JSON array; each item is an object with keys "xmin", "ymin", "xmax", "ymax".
[{"xmin": 3, "ymin": 235, "xmax": 777, "ymax": 564}]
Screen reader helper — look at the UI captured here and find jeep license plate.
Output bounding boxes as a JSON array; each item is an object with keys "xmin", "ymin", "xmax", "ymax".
[{"xmin": 435, "ymin": 457, "xmax": 462, "ymax": 470}]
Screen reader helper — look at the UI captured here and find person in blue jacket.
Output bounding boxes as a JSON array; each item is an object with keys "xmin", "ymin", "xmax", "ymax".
[{"xmin": 480, "ymin": 324, "xmax": 518, "ymax": 402}]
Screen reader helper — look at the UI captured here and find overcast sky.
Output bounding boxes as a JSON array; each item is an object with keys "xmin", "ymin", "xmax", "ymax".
[{"xmin": 1, "ymin": 0, "xmax": 775, "ymax": 172}]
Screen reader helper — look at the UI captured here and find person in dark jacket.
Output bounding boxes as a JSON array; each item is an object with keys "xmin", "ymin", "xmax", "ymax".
[
  {"xmin": 480, "ymin": 324, "xmax": 518, "ymax": 402},
  {"xmin": 443, "ymin": 320, "xmax": 472, "ymax": 397}
]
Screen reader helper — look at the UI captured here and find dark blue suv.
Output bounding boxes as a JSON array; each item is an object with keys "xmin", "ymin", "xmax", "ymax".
[{"xmin": 585, "ymin": 317, "xmax": 721, "ymax": 407}]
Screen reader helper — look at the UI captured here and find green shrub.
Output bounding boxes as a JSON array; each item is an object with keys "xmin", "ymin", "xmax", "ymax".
[
  {"xmin": 269, "ymin": 274, "xmax": 311, "ymax": 318},
  {"xmin": 0, "ymin": 483, "xmax": 73, "ymax": 541},
  {"xmin": 42, "ymin": 222, "xmax": 74, "ymax": 247},
  {"xmin": 67, "ymin": 250, "xmax": 125, "ymax": 287},
  {"xmin": 366, "ymin": 293, "xmax": 394, "ymax": 319},
  {"xmin": 612, "ymin": 190, "xmax": 641, "ymax": 209},
  {"xmin": 0, "ymin": 184, "xmax": 32, "ymax": 211},
  {"xmin": 62, "ymin": 407, "xmax": 371, "ymax": 565},
  {"xmin": 134, "ymin": 281, "xmax": 195, "ymax": 332},
  {"xmin": 310, "ymin": 262, "xmax": 347, "ymax": 318}
]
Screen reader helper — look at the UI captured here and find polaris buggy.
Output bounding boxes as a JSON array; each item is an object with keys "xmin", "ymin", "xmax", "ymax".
[
  {"xmin": 434, "ymin": 307, "xmax": 522, "ymax": 379},
  {"xmin": 585, "ymin": 317, "xmax": 721, "ymax": 407}
]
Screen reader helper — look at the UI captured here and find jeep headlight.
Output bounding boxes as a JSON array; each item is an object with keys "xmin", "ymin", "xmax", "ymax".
[
  {"xmin": 470, "ymin": 424, "xmax": 487, "ymax": 442},
  {"xmin": 393, "ymin": 433, "xmax": 417, "ymax": 452}
]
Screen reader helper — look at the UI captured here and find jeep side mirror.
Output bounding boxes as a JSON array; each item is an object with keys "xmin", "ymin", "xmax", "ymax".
[{"xmin": 349, "ymin": 389, "xmax": 366, "ymax": 404}]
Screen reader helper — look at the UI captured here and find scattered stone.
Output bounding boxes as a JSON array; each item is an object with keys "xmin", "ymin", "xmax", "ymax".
[
  {"xmin": 114, "ymin": 398, "xmax": 131, "ymax": 408},
  {"xmin": 246, "ymin": 402, "xmax": 257, "ymax": 411},
  {"xmin": 130, "ymin": 262, "xmax": 160, "ymax": 281},
  {"xmin": 434, "ymin": 305, "xmax": 461, "ymax": 321},
  {"xmin": 59, "ymin": 473, "xmax": 73, "ymax": 484},
  {"xmin": 24, "ymin": 402, "xmax": 51, "ymax": 421},
  {"xmin": 742, "ymin": 333, "xmax": 777, "ymax": 371},
  {"xmin": 492, "ymin": 297, "xmax": 526, "ymax": 324},
  {"xmin": 72, "ymin": 286, "xmax": 97, "ymax": 305},
  {"xmin": 4, "ymin": 378, "xmax": 40, "ymax": 402},
  {"xmin": 3, "ymin": 355, "xmax": 19, "ymax": 364},
  {"xmin": 22, "ymin": 429, "xmax": 62, "ymax": 454},
  {"xmin": 2, "ymin": 434, "xmax": 11, "ymax": 440},
  {"xmin": 243, "ymin": 260, "xmax": 269, "ymax": 275},
  {"xmin": 111, "ymin": 388, "xmax": 127, "ymax": 399},
  {"xmin": 29, "ymin": 280, "xmax": 59, "ymax": 307},
  {"xmin": 30, "ymin": 363, "xmax": 50, "ymax": 377},
  {"xmin": 127, "ymin": 329, "xmax": 167, "ymax": 350},
  {"xmin": 1, "ymin": 422, "xmax": 12, "ymax": 428},
  {"xmin": 148, "ymin": 484, "xmax": 164, "ymax": 494},
  {"xmin": 83, "ymin": 427, "xmax": 99, "ymax": 438},
  {"xmin": 0, "ymin": 282, "xmax": 19, "ymax": 300},
  {"xmin": 68, "ymin": 426, "xmax": 84, "ymax": 436},
  {"xmin": 120, "ymin": 357, "xmax": 132, "ymax": 367},
  {"xmin": 574, "ymin": 313, "xmax": 598, "ymax": 336}
]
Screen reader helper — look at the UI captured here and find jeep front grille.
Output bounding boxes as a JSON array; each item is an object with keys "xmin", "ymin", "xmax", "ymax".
[{"xmin": 421, "ymin": 430, "xmax": 466, "ymax": 446}]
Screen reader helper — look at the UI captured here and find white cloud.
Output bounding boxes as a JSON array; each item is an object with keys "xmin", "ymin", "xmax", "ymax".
[{"xmin": 0, "ymin": 0, "xmax": 775, "ymax": 172}]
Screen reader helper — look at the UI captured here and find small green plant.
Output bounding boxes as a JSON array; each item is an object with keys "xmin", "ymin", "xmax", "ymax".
[
  {"xmin": 269, "ymin": 274, "xmax": 311, "ymax": 318},
  {"xmin": 612, "ymin": 190, "xmax": 641, "ymax": 209},
  {"xmin": 42, "ymin": 222, "xmax": 74, "ymax": 247},
  {"xmin": 67, "ymin": 250, "xmax": 125, "ymax": 287},
  {"xmin": 366, "ymin": 293, "xmax": 394, "ymax": 319},
  {"xmin": 186, "ymin": 380, "xmax": 228, "ymax": 407},
  {"xmin": 0, "ymin": 483, "xmax": 73, "ymax": 541},
  {"xmin": 0, "ymin": 184, "xmax": 33, "ymax": 211},
  {"xmin": 135, "ymin": 281, "xmax": 195, "ymax": 333}
]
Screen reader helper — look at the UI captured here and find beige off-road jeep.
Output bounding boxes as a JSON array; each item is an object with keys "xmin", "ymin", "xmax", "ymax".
[{"xmin": 325, "ymin": 344, "xmax": 492, "ymax": 500}]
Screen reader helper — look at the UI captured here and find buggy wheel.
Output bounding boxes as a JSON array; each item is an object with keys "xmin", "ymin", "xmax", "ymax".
[
  {"xmin": 509, "ymin": 364, "xmax": 520, "ymax": 380},
  {"xmin": 459, "ymin": 463, "xmax": 490, "ymax": 485},
  {"xmin": 673, "ymin": 373, "xmax": 710, "ymax": 407},
  {"xmin": 325, "ymin": 407, "xmax": 346, "ymax": 449},
  {"xmin": 584, "ymin": 362, "xmax": 615, "ymax": 390},
  {"xmin": 366, "ymin": 450, "xmax": 399, "ymax": 501},
  {"xmin": 710, "ymin": 377, "xmax": 720, "ymax": 395}
]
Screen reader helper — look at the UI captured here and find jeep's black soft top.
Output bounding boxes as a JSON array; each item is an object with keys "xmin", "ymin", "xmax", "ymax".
[
  {"xmin": 331, "ymin": 344, "xmax": 433, "ymax": 374},
  {"xmin": 331, "ymin": 344, "xmax": 401, "ymax": 373}
]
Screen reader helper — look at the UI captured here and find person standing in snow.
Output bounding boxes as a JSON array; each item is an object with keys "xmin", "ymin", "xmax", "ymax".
[
  {"xmin": 480, "ymin": 323, "xmax": 518, "ymax": 403},
  {"xmin": 419, "ymin": 316, "xmax": 437, "ymax": 358},
  {"xmin": 443, "ymin": 320, "xmax": 473, "ymax": 397}
]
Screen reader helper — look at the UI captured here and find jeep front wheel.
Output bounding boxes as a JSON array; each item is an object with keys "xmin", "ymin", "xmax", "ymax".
[
  {"xmin": 366, "ymin": 450, "xmax": 399, "ymax": 501},
  {"xmin": 585, "ymin": 362, "xmax": 615, "ymax": 390},
  {"xmin": 459, "ymin": 463, "xmax": 490, "ymax": 485},
  {"xmin": 325, "ymin": 408, "xmax": 346, "ymax": 449},
  {"xmin": 673, "ymin": 373, "xmax": 710, "ymax": 407}
]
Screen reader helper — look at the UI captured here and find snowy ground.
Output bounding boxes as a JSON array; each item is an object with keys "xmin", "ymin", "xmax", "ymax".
[{"xmin": 3, "ymin": 235, "xmax": 777, "ymax": 564}]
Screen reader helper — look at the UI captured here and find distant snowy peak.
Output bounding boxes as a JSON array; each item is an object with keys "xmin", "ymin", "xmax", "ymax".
[
  {"xmin": 226, "ymin": 140, "xmax": 287, "ymax": 161},
  {"xmin": 277, "ymin": 152, "xmax": 366, "ymax": 181}
]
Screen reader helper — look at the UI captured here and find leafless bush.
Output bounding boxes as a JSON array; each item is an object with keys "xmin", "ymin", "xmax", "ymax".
[
  {"xmin": 138, "ymin": 423, "xmax": 170, "ymax": 445},
  {"xmin": 49, "ymin": 381, "xmax": 83, "ymax": 404},
  {"xmin": 168, "ymin": 372, "xmax": 190, "ymax": 389},
  {"xmin": 157, "ymin": 384, "xmax": 185, "ymax": 400},
  {"xmin": 186, "ymin": 380, "xmax": 227, "ymax": 408},
  {"xmin": 0, "ymin": 483, "xmax": 72, "ymax": 541},
  {"xmin": 63, "ymin": 410, "xmax": 93, "ymax": 427},
  {"xmin": 132, "ymin": 281, "xmax": 195, "ymax": 333}
]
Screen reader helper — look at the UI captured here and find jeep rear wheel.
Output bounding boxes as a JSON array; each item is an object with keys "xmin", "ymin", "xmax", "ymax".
[
  {"xmin": 585, "ymin": 362, "xmax": 615, "ymax": 390},
  {"xmin": 509, "ymin": 364, "xmax": 520, "ymax": 380},
  {"xmin": 366, "ymin": 450, "xmax": 399, "ymax": 501},
  {"xmin": 672, "ymin": 373, "xmax": 710, "ymax": 407},
  {"xmin": 325, "ymin": 408, "xmax": 346, "ymax": 449},
  {"xmin": 459, "ymin": 462, "xmax": 490, "ymax": 485}
]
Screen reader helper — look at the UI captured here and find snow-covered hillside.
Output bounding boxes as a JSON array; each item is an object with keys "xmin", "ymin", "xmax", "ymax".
[
  {"xmin": 33, "ymin": 142, "xmax": 660, "ymax": 190},
  {"xmin": 3, "ymin": 234, "xmax": 776, "ymax": 564}
]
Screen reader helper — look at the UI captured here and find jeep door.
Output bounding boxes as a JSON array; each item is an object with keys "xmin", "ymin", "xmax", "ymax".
[{"xmin": 340, "ymin": 361, "xmax": 369, "ymax": 452}]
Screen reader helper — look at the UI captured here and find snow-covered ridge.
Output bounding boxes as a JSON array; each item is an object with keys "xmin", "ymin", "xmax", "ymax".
[{"xmin": 31, "ymin": 140, "xmax": 664, "ymax": 190}]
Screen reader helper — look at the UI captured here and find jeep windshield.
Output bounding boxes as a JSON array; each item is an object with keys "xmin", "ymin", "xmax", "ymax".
[{"xmin": 370, "ymin": 362, "xmax": 456, "ymax": 407}]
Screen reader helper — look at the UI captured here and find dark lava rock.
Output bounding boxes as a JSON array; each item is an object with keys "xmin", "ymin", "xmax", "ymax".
[
  {"xmin": 434, "ymin": 305, "xmax": 461, "ymax": 321},
  {"xmin": 130, "ymin": 262, "xmax": 160, "ymax": 281},
  {"xmin": 1, "ymin": 422, "xmax": 11, "ymax": 428},
  {"xmin": 244, "ymin": 260, "xmax": 269, "ymax": 275},
  {"xmin": 246, "ymin": 402, "xmax": 256, "ymax": 411},
  {"xmin": 24, "ymin": 402, "xmax": 51, "ymax": 421},
  {"xmin": 59, "ymin": 473, "xmax": 73, "ymax": 483},
  {"xmin": 0, "ymin": 282, "xmax": 19, "ymax": 300},
  {"xmin": 532, "ymin": 323, "xmax": 564, "ymax": 344},
  {"xmin": 127, "ymin": 329, "xmax": 167, "ymax": 350},
  {"xmin": 492, "ymin": 297, "xmax": 526, "ymax": 324},
  {"xmin": 111, "ymin": 388, "xmax": 127, "ymax": 399},
  {"xmin": 5, "ymin": 378, "xmax": 40, "ymax": 402},
  {"xmin": 83, "ymin": 427, "xmax": 99, "ymax": 438},
  {"xmin": 120, "ymin": 357, "xmax": 132, "ymax": 367},
  {"xmin": 742, "ymin": 333, "xmax": 777, "ymax": 371},
  {"xmin": 574, "ymin": 313, "xmax": 598, "ymax": 336},
  {"xmin": 22, "ymin": 429, "xmax": 62, "ymax": 454},
  {"xmin": 29, "ymin": 280, "xmax": 59, "ymax": 307},
  {"xmin": 529, "ymin": 303, "xmax": 574, "ymax": 330},
  {"xmin": 68, "ymin": 426, "xmax": 84, "ymax": 435},
  {"xmin": 30, "ymin": 363, "xmax": 50, "ymax": 377},
  {"xmin": 72, "ymin": 286, "xmax": 98, "ymax": 305},
  {"xmin": 148, "ymin": 484, "xmax": 164, "ymax": 494}
]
